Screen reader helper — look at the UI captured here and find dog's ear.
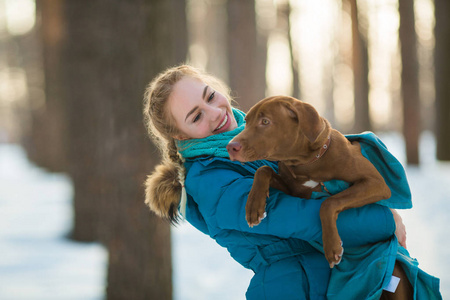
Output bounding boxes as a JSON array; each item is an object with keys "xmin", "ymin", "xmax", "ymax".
[
  {"xmin": 282, "ymin": 99, "xmax": 324, "ymax": 143},
  {"xmin": 282, "ymin": 102, "xmax": 299, "ymax": 120}
]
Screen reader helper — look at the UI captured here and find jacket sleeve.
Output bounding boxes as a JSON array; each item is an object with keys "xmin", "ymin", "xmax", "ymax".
[{"xmin": 186, "ymin": 162, "xmax": 396, "ymax": 247}]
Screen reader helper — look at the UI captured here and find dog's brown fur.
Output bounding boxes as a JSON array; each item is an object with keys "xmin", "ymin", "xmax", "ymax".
[{"xmin": 227, "ymin": 96, "xmax": 412, "ymax": 298}]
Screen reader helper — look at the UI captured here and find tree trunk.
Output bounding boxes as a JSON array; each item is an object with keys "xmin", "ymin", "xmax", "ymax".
[
  {"xmin": 102, "ymin": 2, "xmax": 185, "ymax": 298},
  {"xmin": 204, "ymin": 1, "xmax": 229, "ymax": 81},
  {"xmin": 399, "ymin": 0, "xmax": 420, "ymax": 165},
  {"xmin": 25, "ymin": 0, "xmax": 67, "ymax": 172},
  {"xmin": 8, "ymin": 0, "xmax": 67, "ymax": 172},
  {"xmin": 227, "ymin": 0, "xmax": 266, "ymax": 111},
  {"xmin": 62, "ymin": 0, "xmax": 108, "ymax": 242},
  {"xmin": 278, "ymin": 2, "xmax": 300, "ymax": 100},
  {"xmin": 349, "ymin": 0, "xmax": 371, "ymax": 133},
  {"xmin": 61, "ymin": 0, "xmax": 182, "ymax": 298},
  {"xmin": 434, "ymin": 0, "xmax": 450, "ymax": 161}
]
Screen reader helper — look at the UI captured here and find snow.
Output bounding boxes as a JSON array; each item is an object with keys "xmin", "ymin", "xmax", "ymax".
[
  {"xmin": 0, "ymin": 145, "xmax": 107, "ymax": 300},
  {"xmin": 1, "ymin": 131, "xmax": 449, "ymax": 300}
]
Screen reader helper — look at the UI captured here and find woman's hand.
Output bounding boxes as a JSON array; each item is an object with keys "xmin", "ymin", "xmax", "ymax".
[{"xmin": 390, "ymin": 209, "xmax": 407, "ymax": 248}]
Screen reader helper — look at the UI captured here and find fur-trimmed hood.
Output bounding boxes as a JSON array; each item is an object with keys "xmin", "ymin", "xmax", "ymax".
[{"xmin": 145, "ymin": 162, "xmax": 182, "ymax": 224}]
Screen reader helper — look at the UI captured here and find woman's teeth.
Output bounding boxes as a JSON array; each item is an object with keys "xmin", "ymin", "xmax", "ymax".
[{"xmin": 216, "ymin": 114, "xmax": 228, "ymax": 131}]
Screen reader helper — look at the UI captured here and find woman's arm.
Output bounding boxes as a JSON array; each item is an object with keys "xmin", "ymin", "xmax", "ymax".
[{"xmin": 186, "ymin": 163, "xmax": 396, "ymax": 247}]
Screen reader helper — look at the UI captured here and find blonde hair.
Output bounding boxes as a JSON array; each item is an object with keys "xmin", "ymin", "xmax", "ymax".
[{"xmin": 143, "ymin": 64, "xmax": 231, "ymax": 223}]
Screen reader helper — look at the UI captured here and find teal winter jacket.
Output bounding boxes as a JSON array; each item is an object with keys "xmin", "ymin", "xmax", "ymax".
[{"xmin": 181, "ymin": 132, "xmax": 441, "ymax": 299}]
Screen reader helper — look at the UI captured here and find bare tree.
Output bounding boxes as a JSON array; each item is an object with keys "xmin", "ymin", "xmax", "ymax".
[
  {"xmin": 277, "ymin": 1, "xmax": 300, "ymax": 100},
  {"xmin": 17, "ymin": 0, "xmax": 67, "ymax": 172},
  {"xmin": 101, "ymin": 0, "xmax": 187, "ymax": 297},
  {"xmin": 62, "ymin": 0, "xmax": 107, "ymax": 243},
  {"xmin": 434, "ymin": 0, "xmax": 450, "ymax": 161},
  {"xmin": 399, "ymin": 0, "xmax": 420, "ymax": 165},
  {"xmin": 60, "ymin": 0, "xmax": 186, "ymax": 298},
  {"xmin": 227, "ymin": 0, "xmax": 267, "ymax": 111},
  {"xmin": 348, "ymin": 0, "xmax": 371, "ymax": 133}
]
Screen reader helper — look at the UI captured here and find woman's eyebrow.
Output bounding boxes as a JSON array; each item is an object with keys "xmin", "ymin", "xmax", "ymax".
[
  {"xmin": 202, "ymin": 85, "xmax": 209, "ymax": 99},
  {"xmin": 185, "ymin": 106, "xmax": 198, "ymax": 122}
]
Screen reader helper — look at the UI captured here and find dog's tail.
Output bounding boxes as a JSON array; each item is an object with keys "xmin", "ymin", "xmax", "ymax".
[{"xmin": 145, "ymin": 162, "xmax": 183, "ymax": 224}]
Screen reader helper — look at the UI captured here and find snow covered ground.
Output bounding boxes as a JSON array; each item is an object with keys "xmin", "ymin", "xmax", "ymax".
[
  {"xmin": 0, "ymin": 145, "xmax": 107, "ymax": 300},
  {"xmin": 0, "ymin": 131, "xmax": 449, "ymax": 300}
]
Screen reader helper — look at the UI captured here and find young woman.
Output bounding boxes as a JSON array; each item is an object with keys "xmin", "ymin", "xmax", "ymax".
[{"xmin": 143, "ymin": 65, "xmax": 441, "ymax": 299}]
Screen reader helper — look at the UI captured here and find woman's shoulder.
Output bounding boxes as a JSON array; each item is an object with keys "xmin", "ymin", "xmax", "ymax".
[
  {"xmin": 184, "ymin": 157, "xmax": 278, "ymax": 200},
  {"xmin": 184, "ymin": 157, "xmax": 252, "ymax": 185},
  {"xmin": 185, "ymin": 156, "xmax": 235, "ymax": 174},
  {"xmin": 185, "ymin": 156, "xmax": 277, "ymax": 179}
]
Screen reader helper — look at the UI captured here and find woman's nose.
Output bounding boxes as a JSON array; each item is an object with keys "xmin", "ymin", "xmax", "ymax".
[{"xmin": 207, "ymin": 105, "xmax": 222, "ymax": 121}]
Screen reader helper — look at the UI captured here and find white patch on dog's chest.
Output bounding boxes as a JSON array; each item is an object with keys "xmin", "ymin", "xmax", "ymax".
[{"xmin": 303, "ymin": 180, "xmax": 319, "ymax": 188}]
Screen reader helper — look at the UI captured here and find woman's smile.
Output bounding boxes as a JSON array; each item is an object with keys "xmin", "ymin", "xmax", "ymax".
[{"xmin": 214, "ymin": 112, "xmax": 231, "ymax": 133}]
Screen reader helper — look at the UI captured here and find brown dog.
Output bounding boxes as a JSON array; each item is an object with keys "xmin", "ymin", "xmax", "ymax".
[
  {"xmin": 227, "ymin": 95, "xmax": 390, "ymax": 267},
  {"xmin": 226, "ymin": 96, "xmax": 413, "ymax": 297}
]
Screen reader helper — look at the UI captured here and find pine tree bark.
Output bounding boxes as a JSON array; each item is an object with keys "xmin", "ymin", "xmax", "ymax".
[
  {"xmin": 100, "ymin": 1, "xmax": 186, "ymax": 297},
  {"xmin": 61, "ymin": 0, "xmax": 184, "ymax": 298},
  {"xmin": 227, "ymin": 0, "xmax": 266, "ymax": 111},
  {"xmin": 277, "ymin": 2, "xmax": 300, "ymax": 100},
  {"xmin": 434, "ymin": 0, "xmax": 450, "ymax": 161},
  {"xmin": 399, "ymin": 0, "xmax": 420, "ymax": 165},
  {"xmin": 20, "ymin": 0, "xmax": 67, "ymax": 172},
  {"xmin": 62, "ymin": 0, "xmax": 108, "ymax": 242},
  {"xmin": 101, "ymin": 0, "xmax": 186, "ymax": 298},
  {"xmin": 349, "ymin": 0, "xmax": 371, "ymax": 133}
]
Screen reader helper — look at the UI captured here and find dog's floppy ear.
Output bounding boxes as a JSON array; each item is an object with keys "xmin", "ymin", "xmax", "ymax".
[{"xmin": 282, "ymin": 99, "xmax": 324, "ymax": 143}]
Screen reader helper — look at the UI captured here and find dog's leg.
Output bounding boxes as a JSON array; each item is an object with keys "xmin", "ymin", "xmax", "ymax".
[
  {"xmin": 380, "ymin": 262, "xmax": 413, "ymax": 300},
  {"xmin": 246, "ymin": 166, "xmax": 289, "ymax": 227},
  {"xmin": 320, "ymin": 172, "xmax": 391, "ymax": 267}
]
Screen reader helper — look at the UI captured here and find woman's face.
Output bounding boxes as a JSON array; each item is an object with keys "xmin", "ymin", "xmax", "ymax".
[{"xmin": 168, "ymin": 76, "xmax": 238, "ymax": 140}]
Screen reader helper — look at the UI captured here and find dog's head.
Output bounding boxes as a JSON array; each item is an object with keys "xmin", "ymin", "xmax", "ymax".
[{"xmin": 227, "ymin": 96, "xmax": 327, "ymax": 162}]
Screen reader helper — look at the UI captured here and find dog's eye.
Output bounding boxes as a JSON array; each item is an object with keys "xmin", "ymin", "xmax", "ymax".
[{"xmin": 261, "ymin": 118, "xmax": 270, "ymax": 125}]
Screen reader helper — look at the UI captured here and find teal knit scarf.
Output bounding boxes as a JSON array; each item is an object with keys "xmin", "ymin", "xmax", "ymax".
[{"xmin": 176, "ymin": 108, "xmax": 246, "ymax": 159}]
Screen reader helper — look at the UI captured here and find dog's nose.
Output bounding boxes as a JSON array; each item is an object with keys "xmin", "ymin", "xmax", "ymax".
[{"xmin": 226, "ymin": 142, "xmax": 242, "ymax": 160}]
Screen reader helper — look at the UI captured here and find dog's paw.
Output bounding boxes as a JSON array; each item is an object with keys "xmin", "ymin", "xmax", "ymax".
[
  {"xmin": 246, "ymin": 189, "xmax": 269, "ymax": 227},
  {"xmin": 246, "ymin": 207, "xmax": 267, "ymax": 227},
  {"xmin": 324, "ymin": 239, "xmax": 344, "ymax": 269}
]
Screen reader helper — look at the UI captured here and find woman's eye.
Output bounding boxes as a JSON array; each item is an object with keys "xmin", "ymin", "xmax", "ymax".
[
  {"xmin": 208, "ymin": 91, "xmax": 216, "ymax": 102},
  {"xmin": 193, "ymin": 113, "xmax": 201, "ymax": 123}
]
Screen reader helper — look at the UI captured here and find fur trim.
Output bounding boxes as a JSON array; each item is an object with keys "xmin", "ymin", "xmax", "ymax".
[{"xmin": 145, "ymin": 163, "xmax": 182, "ymax": 224}]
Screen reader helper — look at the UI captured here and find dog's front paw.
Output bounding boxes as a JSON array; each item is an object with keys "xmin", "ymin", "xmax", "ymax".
[
  {"xmin": 323, "ymin": 234, "xmax": 344, "ymax": 268},
  {"xmin": 246, "ymin": 188, "xmax": 269, "ymax": 227}
]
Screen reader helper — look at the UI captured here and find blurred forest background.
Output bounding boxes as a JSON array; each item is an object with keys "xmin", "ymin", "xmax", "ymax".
[{"xmin": 0, "ymin": 0, "xmax": 449, "ymax": 299}]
